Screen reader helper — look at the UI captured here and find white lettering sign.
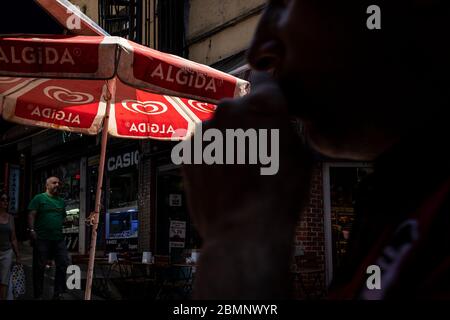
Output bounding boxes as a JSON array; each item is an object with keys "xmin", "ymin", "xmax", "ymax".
[
  {"xmin": 169, "ymin": 194, "xmax": 182, "ymax": 207},
  {"xmin": 8, "ymin": 166, "xmax": 20, "ymax": 214},
  {"xmin": 0, "ymin": 46, "xmax": 75, "ymax": 65},
  {"xmin": 107, "ymin": 150, "xmax": 139, "ymax": 172},
  {"xmin": 169, "ymin": 220, "xmax": 186, "ymax": 248},
  {"xmin": 129, "ymin": 123, "xmax": 175, "ymax": 135},
  {"xmin": 149, "ymin": 63, "xmax": 217, "ymax": 92},
  {"xmin": 30, "ymin": 106, "xmax": 81, "ymax": 124}
]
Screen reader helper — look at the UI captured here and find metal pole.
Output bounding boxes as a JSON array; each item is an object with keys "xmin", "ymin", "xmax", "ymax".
[{"xmin": 84, "ymin": 80, "xmax": 114, "ymax": 300}]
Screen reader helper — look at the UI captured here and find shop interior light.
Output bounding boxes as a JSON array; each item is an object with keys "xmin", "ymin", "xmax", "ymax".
[{"xmin": 66, "ymin": 208, "xmax": 80, "ymax": 215}]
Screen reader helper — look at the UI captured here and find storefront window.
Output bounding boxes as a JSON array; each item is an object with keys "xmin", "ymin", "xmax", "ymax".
[
  {"xmin": 109, "ymin": 170, "xmax": 138, "ymax": 210},
  {"xmin": 105, "ymin": 148, "xmax": 139, "ymax": 252},
  {"xmin": 156, "ymin": 167, "xmax": 202, "ymax": 263},
  {"xmin": 108, "ymin": 210, "xmax": 139, "ymax": 239}
]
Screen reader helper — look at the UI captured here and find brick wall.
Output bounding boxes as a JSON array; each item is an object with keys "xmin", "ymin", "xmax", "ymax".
[{"xmin": 294, "ymin": 161, "xmax": 326, "ymax": 295}]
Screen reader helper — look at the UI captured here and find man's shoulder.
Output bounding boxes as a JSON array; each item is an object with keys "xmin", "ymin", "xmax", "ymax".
[
  {"xmin": 31, "ymin": 193, "xmax": 46, "ymax": 202},
  {"xmin": 28, "ymin": 193, "xmax": 46, "ymax": 211}
]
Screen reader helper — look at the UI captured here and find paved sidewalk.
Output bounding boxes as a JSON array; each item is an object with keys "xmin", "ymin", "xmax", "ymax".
[{"xmin": 15, "ymin": 242, "xmax": 104, "ymax": 300}]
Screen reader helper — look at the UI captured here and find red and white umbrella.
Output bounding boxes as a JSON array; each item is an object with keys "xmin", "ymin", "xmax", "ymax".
[
  {"xmin": 0, "ymin": 35, "xmax": 247, "ymax": 134},
  {"xmin": 0, "ymin": 34, "xmax": 249, "ymax": 299},
  {"xmin": 0, "ymin": 76, "xmax": 218, "ymax": 139}
]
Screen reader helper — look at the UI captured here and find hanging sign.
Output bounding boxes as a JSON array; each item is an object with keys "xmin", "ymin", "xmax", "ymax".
[
  {"xmin": 169, "ymin": 220, "xmax": 186, "ymax": 248},
  {"xmin": 8, "ymin": 165, "xmax": 20, "ymax": 214}
]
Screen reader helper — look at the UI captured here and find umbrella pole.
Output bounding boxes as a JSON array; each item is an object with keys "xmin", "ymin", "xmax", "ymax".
[{"xmin": 84, "ymin": 82, "xmax": 113, "ymax": 300}]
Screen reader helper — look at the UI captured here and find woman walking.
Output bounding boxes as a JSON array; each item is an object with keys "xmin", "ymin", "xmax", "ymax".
[{"xmin": 0, "ymin": 191, "xmax": 21, "ymax": 299}]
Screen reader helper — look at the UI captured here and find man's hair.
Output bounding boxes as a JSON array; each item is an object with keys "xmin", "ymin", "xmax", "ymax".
[{"xmin": 46, "ymin": 176, "xmax": 60, "ymax": 185}]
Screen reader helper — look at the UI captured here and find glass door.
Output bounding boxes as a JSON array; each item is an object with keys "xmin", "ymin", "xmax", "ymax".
[
  {"xmin": 323, "ymin": 163, "xmax": 373, "ymax": 285},
  {"xmin": 155, "ymin": 165, "xmax": 202, "ymax": 263}
]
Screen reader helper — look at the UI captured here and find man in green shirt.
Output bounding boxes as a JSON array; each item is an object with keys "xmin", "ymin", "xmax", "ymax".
[{"xmin": 28, "ymin": 176, "xmax": 69, "ymax": 300}]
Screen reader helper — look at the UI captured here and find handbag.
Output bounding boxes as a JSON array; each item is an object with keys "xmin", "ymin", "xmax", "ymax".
[{"xmin": 10, "ymin": 263, "xmax": 26, "ymax": 298}]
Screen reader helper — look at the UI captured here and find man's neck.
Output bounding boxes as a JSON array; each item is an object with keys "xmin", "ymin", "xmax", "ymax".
[{"xmin": 46, "ymin": 191, "xmax": 56, "ymax": 197}]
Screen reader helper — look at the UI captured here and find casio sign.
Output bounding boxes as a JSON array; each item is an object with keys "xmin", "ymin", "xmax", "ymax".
[{"xmin": 108, "ymin": 151, "xmax": 139, "ymax": 172}]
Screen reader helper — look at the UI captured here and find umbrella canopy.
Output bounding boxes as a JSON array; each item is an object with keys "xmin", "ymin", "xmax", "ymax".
[
  {"xmin": 0, "ymin": 35, "xmax": 249, "ymax": 139},
  {"xmin": 0, "ymin": 34, "xmax": 249, "ymax": 300},
  {"xmin": 0, "ymin": 35, "xmax": 248, "ymax": 102},
  {"xmin": 0, "ymin": 35, "xmax": 247, "ymax": 139},
  {"xmin": 0, "ymin": 76, "xmax": 218, "ymax": 139}
]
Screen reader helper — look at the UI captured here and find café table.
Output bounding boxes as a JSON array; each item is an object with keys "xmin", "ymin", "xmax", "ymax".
[{"xmin": 72, "ymin": 255, "xmax": 131, "ymax": 299}]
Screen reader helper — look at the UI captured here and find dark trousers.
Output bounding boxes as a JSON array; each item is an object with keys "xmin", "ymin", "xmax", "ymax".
[{"xmin": 32, "ymin": 239, "xmax": 70, "ymax": 298}]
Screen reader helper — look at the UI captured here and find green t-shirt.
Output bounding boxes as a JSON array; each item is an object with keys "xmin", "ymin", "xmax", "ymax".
[{"xmin": 28, "ymin": 193, "xmax": 66, "ymax": 241}]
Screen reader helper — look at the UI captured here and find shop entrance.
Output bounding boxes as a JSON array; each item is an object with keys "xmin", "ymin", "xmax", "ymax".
[
  {"xmin": 323, "ymin": 162, "xmax": 374, "ymax": 285},
  {"xmin": 155, "ymin": 165, "xmax": 201, "ymax": 263}
]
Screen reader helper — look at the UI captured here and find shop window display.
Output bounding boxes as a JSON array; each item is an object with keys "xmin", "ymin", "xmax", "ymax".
[
  {"xmin": 105, "ymin": 156, "xmax": 139, "ymax": 253},
  {"xmin": 156, "ymin": 168, "xmax": 202, "ymax": 263},
  {"xmin": 105, "ymin": 207, "xmax": 139, "ymax": 253}
]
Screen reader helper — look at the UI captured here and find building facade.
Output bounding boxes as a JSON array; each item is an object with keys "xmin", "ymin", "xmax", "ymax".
[{"xmin": 0, "ymin": 0, "xmax": 373, "ymax": 296}]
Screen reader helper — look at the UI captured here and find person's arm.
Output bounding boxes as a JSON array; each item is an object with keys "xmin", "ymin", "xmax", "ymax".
[
  {"xmin": 183, "ymin": 81, "xmax": 313, "ymax": 299},
  {"xmin": 9, "ymin": 217, "xmax": 21, "ymax": 263}
]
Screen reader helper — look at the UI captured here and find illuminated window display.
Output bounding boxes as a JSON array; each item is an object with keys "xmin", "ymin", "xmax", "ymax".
[{"xmin": 104, "ymin": 148, "xmax": 139, "ymax": 252}]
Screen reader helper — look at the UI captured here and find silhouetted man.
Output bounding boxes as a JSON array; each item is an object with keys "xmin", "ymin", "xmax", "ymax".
[
  {"xmin": 184, "ymin": 1, "xmax": 450, "ymax": 299},
  {"xmin": 28, "ymin": 177, "xmax": 69, "ymax": 300}
]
